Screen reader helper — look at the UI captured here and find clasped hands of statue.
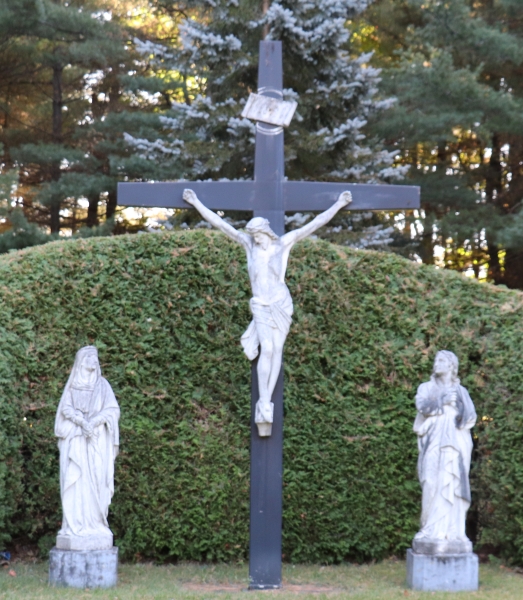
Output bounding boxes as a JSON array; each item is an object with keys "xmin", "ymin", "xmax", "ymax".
[{"xmin": 70, "ymin": 412, "xmax": 106, "ymax": 439}]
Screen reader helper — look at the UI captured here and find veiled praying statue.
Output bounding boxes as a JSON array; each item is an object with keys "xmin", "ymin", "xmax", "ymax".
[
  {"xmin": 183, "ymin": 188, "xmax": 352, "ymax": 436},
  {"xmin": 55, "ymin": 346, "xmax": 120, "ymax": 551},
  {"xmin": 412, "ymin": 350, "xmax": 477, "ymax": 555}
]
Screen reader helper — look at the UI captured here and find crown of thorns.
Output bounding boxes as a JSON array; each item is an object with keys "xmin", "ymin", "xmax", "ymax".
[{"xmin": 245, "ymin": 217, "xmax": 279, "ymax": 240}]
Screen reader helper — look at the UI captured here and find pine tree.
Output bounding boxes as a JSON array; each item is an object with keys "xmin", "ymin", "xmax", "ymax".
[
  {"xmin": 362, "ymin": 0, "xmax": 523, "ymax": 286},
  {"xmin": 0, "ymin": 0, "xmax": 132, "ymax": 241},
  {"xmin": 122, "ymin": 0, "xmax": 408, "ymax": 239}
]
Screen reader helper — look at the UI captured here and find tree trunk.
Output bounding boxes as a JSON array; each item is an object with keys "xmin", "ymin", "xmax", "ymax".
[
  {"xmin": 411, "ymin": 144, "xmax": 436, "ymax": 264},
  {"xmin": 108, "ymin": 70, "xmax": 122, "ymax": 113},
  {"xmin": 502, "ymin": 249, "xmax": 523, "ymax": 289},
  {"xmin": 436, "ymin": 139, "xmax": 447, "ymax": 166},
  {"xmin": 106, "ymin": 190, "xmax": 117, "ymax": 219},
  {"xmin": 484, "ymin": 133, "xmax": 523, "ymax": 289},
  {"xmin": 419, "ymin": 140, "xmax": 448, "ymax": 267},
  {"xmin": 52, "ymin": 66, "xmax": 63, "ymax": 144},
  {"xmin": 3, "ymin": 87, "xmax": 9, "ymax": 129},
  {"xmin": 487, "ymin": 241, "xmax": 502, "ymax": 283},
  {"xmin": 50, "ymin": 64, "xmax": 63, "ymax": 234},
  {"xmin": 485, "ymin": 133, "xmax": 503, "ymax": 283},
  {"xmin": 87, "ymin": 195, "xmax": 99, "ymax": 227},
  {"xmin": 506, "ymin": 134, "xmax": 523, "ymax": 209},
  {"xmin": 500, "ymin": 135, "xmax": 523, "ymax": 289},
  {"xmin": 420, "ymin": 211, "xmax": 435, "ymax": 265},
  {"xmin": 486, "ymin": 133, "xmax": 502, "ymax": 204}
]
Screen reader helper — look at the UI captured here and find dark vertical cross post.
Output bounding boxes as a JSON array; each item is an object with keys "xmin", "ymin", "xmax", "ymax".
[
  {"xmin": 249, "ymin": 41, "xmax": 284, "ymax": 590},
  {"xmin": 116, "ymin": 39, "xmax": 420, "ymax": 593}
]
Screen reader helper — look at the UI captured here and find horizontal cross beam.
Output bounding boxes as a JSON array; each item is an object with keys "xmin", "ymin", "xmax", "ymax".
[{"xmin": 117, "ymin": 181, "xmax": 420, "ymax": 212}]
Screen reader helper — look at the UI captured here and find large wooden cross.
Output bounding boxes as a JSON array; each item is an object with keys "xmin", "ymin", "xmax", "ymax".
[{"xmin": 118, "ymin": 41, "xmax": 419, "ymax": 590}]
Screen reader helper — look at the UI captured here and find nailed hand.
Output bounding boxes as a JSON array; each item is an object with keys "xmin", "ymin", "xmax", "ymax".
[
  {"xmin": 183, "ymin": 189, "xmax": 197, "ymax": 206},
  {"xmin": 338, "ymin": 191, "xmax": 352, "ymax": 206}
]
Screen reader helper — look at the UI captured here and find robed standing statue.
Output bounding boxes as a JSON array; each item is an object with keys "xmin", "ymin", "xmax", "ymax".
[
  {"xmin": 55, "ymin": 346, "xmax": 120, "ymax": 551},
  {"xmin": 412, "ymin": 350, "xmax": 477, "ymax": 555}
]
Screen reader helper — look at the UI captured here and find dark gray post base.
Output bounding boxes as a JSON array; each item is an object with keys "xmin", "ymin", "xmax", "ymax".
[
  {"xmin": 406, "ymin": 548, "xmax": 478, "ymax": 592},
  {"xmin": 49, "ymin": 546, "xmax": 118, "ymax": 589},
  {"xmin": 248, "ymin": 583, "xmax": 282, "ymax": 591}
]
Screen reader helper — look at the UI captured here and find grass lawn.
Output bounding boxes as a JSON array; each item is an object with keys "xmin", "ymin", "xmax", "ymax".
[{"xmin": 1, "ymin": 560, "xmax": 523, "ymax": 599}]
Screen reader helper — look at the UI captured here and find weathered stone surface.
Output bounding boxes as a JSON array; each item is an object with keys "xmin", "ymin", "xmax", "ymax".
[
  {"xmin": 412, "ymin": 537, "xmax": 472, "ymax": 555},
  {"xmin": 49, "ymin": 547, "xmax": 118, "ymax": 589},
  {"xmin": 56, "ymin": 532, "xmax": 113, "ymax": 551},
  {"xmin": 406, "ymin": 549, "xmax": 478, "ymax": 592},
  {"xmin": 241, "ymin": 92, "xmax": 297, "ymax": 128}
]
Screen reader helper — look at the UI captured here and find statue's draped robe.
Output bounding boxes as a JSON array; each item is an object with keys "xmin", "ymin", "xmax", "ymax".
[
  {"xmin": 241, "ymin": 294, "xmax": 293, "ymax": 361},
  {"xmin": 413, "ymin": 380, "xmax": 476, "ymax": 541},
  {"xmin": 55, "ymin": 377, "xmax": 120, "ymax": 538}
]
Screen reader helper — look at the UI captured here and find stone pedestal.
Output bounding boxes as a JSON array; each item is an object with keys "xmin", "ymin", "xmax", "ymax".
[
  {"xmin": 49, "ymin": 546, "xmax": 118, "ymax": 589},
  {"xmin": 56, "ymin": 532, "xmax": 113, "ymax": 551},
  {"xmin": 412, "ymin": 537, "xmax": 472, "ymax": 555},
  {"xmin": 406, "ymin": 548, "xmax": 478, "ymax": 592}
]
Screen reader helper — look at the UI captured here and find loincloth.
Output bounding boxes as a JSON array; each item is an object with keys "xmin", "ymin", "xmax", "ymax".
[{"xmin": 240, "ymin": 295, "xmax": 293, "ymax": 361}]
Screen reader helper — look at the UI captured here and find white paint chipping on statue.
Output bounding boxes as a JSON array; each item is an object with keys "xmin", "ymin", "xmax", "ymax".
[
  {"xmin": 55, "ymin": 346, "xmax": 120, "ymax": 551},
  {"xmin": 406, "ymin": 350, "xmax": 479, "ymax": 592},
  {"xmin": 183, "ymin": 188, "xmax": 352, "ymax": 436}
]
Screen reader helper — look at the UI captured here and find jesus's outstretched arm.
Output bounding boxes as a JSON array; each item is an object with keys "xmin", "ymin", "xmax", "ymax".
[
  {"xmin": 183, "ymin": 189, "xmax": 251, "ymax": 248},
  {"xmin": 281, "ymin": 191, "xmax": 352, "ymax": 247}
]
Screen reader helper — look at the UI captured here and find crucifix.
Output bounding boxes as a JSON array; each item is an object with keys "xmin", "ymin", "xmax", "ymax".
[{"xmin": 118, "ymin": 40, "xmax": 419, "ymax": 590}]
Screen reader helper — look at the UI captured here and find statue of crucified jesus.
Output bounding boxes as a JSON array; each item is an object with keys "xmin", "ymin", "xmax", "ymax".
[{"xmin": 183, "ymin": 188, "xmax": 352, "ymax": 436}]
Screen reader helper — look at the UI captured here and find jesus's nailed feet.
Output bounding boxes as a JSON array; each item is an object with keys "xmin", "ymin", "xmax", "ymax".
[{"xmin": 255, "ymin": 399, "xmax": 274, "ymax": 437}]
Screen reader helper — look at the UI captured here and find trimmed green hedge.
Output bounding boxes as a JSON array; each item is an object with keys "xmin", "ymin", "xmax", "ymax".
[{"xmin": 1, "ymin": 231, "xmax": 523, "ymax": 562}]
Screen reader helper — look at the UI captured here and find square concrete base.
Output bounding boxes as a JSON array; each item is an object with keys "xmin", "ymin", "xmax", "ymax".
[
  {"xmin": 406, "ymin": 548, "xmax": 478, "ymax": 592},
  {"xmin": 49, "ymin": 546, "xmax": 118, "ymax": 589}
]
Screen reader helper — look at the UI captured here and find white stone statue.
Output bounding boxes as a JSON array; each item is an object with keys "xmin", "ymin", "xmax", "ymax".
[
  {"xmin": 413, "ymin": 350, "xmax": 477, "ymax": 554},
  {"xmin": 183, "ymin": 188, "xmax": 352, "ymax": 436},
  {"xmin": 55, "ymin": 346, "xmax": 120, "ymax": 551}
]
